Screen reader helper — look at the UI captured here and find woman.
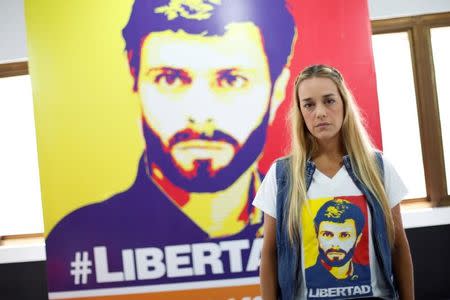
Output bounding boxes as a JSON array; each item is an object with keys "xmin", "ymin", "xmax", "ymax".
[{"xmin": 253, "ymin": 65, "xmax": 414, "ymax": 300}]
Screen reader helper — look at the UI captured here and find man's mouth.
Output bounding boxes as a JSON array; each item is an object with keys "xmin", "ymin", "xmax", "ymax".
[
  {"xmin": 325, "ymin": 249, "xmax": 347, "ymax": 261},
  {"xmin": 171, "ymin": 140, "xmax": 236, "ymax": 162},
  {"xmin": 170, "ymin": 139, "xmax": 236, "ymax": 171},
  {"xmin": 172, "ymin": 140, "xmax": 232, "ymax": 151},
  {"xmin": 167, "ymin": 128, "xmax": 239, "ymax": 151}
]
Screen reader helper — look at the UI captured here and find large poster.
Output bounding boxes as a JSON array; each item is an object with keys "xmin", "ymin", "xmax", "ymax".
[{"xmin": 25, "ymin": 0, "xmax": 381, "ymax": 299}]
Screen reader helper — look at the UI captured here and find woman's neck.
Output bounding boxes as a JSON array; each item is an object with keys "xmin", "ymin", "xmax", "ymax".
[
  {"xmin": 312, "ymin": 136, "xmax": 345, "ymax": 178},
  {"xmin": 314, "ymin": 135, "xmax": 345, "ymax": 160}
]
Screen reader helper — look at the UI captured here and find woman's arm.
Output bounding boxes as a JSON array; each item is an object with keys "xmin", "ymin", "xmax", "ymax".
[
  {"xmin": 391, "ymin": 204, "xmax": 414, "ymax": 300},
  {"xmin": 260, "ymin": 213, "xmax": 278, "ymax": 300}
]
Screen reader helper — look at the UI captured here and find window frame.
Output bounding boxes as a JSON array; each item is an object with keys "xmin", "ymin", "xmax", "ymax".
[
  {"xmin": 372, "ymin": 12, "xmax": 450, "ymax": 207},
  {"xmin": 0, "ymin": 61, "xmax": 28, "ymax": 78}
]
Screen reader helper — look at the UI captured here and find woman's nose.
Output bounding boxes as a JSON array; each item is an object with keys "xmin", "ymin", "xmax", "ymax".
[{"xmin": 315, "ymin": 103, "xmax": 327, "ymax": 119}]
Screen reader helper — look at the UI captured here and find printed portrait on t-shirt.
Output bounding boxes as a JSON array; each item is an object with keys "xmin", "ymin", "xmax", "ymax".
[{"xmin": 302, "ymin": 196, "xmax": 372, "ymax": 299}]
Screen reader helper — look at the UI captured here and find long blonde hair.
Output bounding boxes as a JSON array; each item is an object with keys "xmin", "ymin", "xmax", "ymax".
[{"xmin": 286, "ymin": 64, "xmax": 394, "ymax": 247}]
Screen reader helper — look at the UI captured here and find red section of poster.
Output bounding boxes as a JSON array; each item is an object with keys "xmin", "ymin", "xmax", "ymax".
[{"xmin": 260, "ymin": 0, "xmax": 381, "ymax": 173}]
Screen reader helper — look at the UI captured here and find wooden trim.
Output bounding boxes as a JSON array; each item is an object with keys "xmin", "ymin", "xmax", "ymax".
[
  {"xmin": 401, "ymin": 199, "xmax": 432, "ymax": 211},
  {"xmin": 0, "ymin": 233, "xmax": 44, "ymax": 246},
  {"xmin": 441, "ymin": 195, "xmax": 450, "ymax": 207},
  {"xmin": 1, "ymin": 233, "xmax": 44, "ymax": 240},
  {"xmin": 420, "ymin": 12, "xmax": 450, "ymax": 27},
  {"xmin": 410, "ymin": 24, "xmax": 447, "ymax": 206},
  {"xmin": 0, "ymin": 61, "xmax": 28, "ymax": 78},
  {"xmin": 372, "ymin": 12, "xmax": 450, "ymax": 34},
  {"xmin": 372, "ymin": 16, "xmax": 416, "ymax": 34}
]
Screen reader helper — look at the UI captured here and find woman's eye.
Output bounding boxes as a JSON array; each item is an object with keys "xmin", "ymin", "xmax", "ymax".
[{"xmin": 325, "ymin": 98, "xmax": 336, "ymax": 104}]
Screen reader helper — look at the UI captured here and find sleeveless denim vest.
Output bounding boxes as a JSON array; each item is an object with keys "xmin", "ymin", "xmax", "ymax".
[{"xmin": 275, "ymin": 153, "xmax": 398, "ymax": 300}]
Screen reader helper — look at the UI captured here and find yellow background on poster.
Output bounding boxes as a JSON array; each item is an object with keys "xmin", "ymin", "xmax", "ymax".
[
  {"xmin": 25, "ymin": 0, "xmax": 145, "ymax": 235},
  {"xmin": 301, "ymin": 197, "xmax": 334, "ymax": 268}
]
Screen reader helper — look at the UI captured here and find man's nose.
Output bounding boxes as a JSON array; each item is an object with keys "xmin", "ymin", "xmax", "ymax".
[
  {"xmin": 187, "ymin": 117, "xmax": 215, "ymax": 137},
  {"xmin": 184, "ymin": 80, "xmax": 218, "ymax": 135},
  {"xmin": 187, "ymin": 108, "xmax": 214, "ymax": 125}
]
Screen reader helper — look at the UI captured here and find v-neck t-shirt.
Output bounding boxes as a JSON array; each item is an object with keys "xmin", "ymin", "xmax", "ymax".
[{"xmin": 252, "ymin": 156, "xmax": 407, "ymax": 300}]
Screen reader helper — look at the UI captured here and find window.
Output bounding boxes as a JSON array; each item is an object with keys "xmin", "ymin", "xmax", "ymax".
[
  {"xmin": 431, "ymin": 26, "xmax": 450, "ymax": 194},
  {"xmin": 372, "ymin": 32, "xmax": 426, "ymax": 199},
  {"xmin": 372, "ymin": 12, "xmax": 450, "ymax": 206},
  {"xmin": 0, "ymin": 61, "xmax": 44, "ymax": 237}
]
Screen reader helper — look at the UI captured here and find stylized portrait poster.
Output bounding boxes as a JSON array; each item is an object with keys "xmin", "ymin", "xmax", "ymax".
[
  {"xmin": 25, "ymin": 0, "xmax": 381, "ymax": 299},
  {"xmin": 302, "ymin": 196, "xmax": 371, "ymax": 299}
]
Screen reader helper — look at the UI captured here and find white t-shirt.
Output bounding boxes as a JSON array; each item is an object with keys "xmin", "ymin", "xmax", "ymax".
[{"xmin": 252, "ymin": 156, "xmax": 407, "ymax": 300}]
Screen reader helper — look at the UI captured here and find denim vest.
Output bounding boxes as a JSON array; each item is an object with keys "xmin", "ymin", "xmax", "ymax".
[{"xmin": 275, "ymin": 153, "xmax": 398, "ymax": 300}]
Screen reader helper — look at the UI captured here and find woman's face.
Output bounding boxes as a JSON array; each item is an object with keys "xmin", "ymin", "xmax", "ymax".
[{"xmin": 297, "ymin": 77, "xmax": 345, "ymax": 144}]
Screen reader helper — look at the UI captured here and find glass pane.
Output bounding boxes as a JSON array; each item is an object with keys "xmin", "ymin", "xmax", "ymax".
[
  {"xmin": 431, "ymin": 26, "xmax": 450, "ymax": 195},
  {"xmin": 0, "ymin": 74, "xmax": 44, "ymax": 235},
  {"xmin": 372, "ymin": 32, "xmax": 426, "ymax": 199}
]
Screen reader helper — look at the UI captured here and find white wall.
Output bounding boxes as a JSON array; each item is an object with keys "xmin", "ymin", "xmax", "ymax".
[
  {"xmin": 369, "ymin": 0, "xmax": 450, "ymax": 20},
  {"xmin": 0, "ymin": 0, "xmax": 27, "ymax": 62},
  {"xmin": 2, "ymin": 0, "xmax": 450, "ymax": 62}
]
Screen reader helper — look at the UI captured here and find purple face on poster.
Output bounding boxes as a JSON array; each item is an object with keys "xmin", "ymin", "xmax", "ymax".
[
  {"xmin": 46, "ymin": 0, "xmax": 296, "ymax": 293},
  {"xmin": 123, "ymin": 0, "xmax": 295, "ymax": 192}
]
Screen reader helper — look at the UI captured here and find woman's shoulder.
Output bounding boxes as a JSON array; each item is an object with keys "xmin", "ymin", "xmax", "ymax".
[
  {"xmin": 371, "ymin": 150, "xmax": 395, "ymax": 169},
  {"xmin": 266, "ymin": 156, "xmax": 292, "ymax": 184},
  {"xmin": 370, "ymin": 150, "xmax": 404, "ymax": 186},
  {"xmin": 273, "ymin": 155, "xmax": 292, "ymax": 167},
  {"xmin": 272, "ymin": 155, "xmax": 292, "ymax": 173},
  {"xmin": 262, "ymin": 156, "xmax": 289, "ymax": 174}
]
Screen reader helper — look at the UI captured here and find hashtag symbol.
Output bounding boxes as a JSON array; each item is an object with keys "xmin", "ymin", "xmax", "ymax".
[{"xmin": 70, "ymin": 251, "xmax": 92, "ymax": 285}]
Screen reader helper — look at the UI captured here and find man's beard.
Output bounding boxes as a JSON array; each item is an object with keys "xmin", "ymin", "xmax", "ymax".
[
  {"xmin": 142, "ymin": 110, "xmax": 270, "ymax": 193},
  {"xmin": 318, "ymin": 246, "xmax": 356, "ymax": 268}
]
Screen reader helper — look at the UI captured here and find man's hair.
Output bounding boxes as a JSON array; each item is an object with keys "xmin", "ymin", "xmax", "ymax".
[
  {"xmin": 122, "ymin": 0, "xmax": 296, "ymax": 91},
  {"xmin": 314, "ymin": 199, "xmax": 365, "ymax": 236}
]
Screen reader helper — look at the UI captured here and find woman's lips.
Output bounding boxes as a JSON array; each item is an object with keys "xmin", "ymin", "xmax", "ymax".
[{"xmin": 316, "ymin": 122, "xmax": 331, "ymax": 128}]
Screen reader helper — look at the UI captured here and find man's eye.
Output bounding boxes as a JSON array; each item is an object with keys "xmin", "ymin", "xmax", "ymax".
[
  {"xmin": 321, "ymin": 231, "xmax": 333, "ymax": 238},
  {"xmin": 340, "ymin": 232, "xmax": 350, "ymax": 239},
  {"xmin": 147, "ymin": 68, "xmax": 192, "ymax": 89},
  {"xmin": 155, "ymin": 74, "xmax": 189, "ymax": 87},
  {"xmin": 217, "ymin": 72, "xmax": 248, "ymax": 89}
]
